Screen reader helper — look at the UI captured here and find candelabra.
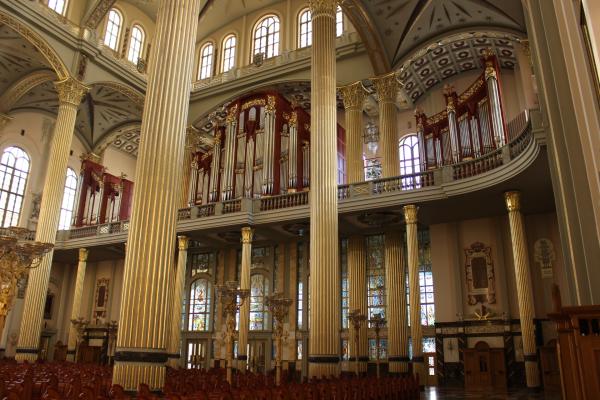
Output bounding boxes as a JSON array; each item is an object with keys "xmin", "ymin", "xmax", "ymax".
[
  {"xmin": 369, "ymin": 313, "xmax": 386, "ymax": 379},
  {"xmin": 71, "ymin": 317, "xmax": 89, "ymax": 362},
  {"xmin": 216, "ymin": 280, "xmax": 249, "ymax": 384},
  {"xmin": 106, "ymin": 320, "xmax": 118, "ymax": 365},
  {"xmin": 0, "ymin": 227, "xmax": 53, "ymax": 335},
  {"xmin": 348, "ymin": 309, "xmax": 367, "ymax": 376},
  {"xmin": 266, "ymin": 292, "xmax": 293, "ymax": 386}
]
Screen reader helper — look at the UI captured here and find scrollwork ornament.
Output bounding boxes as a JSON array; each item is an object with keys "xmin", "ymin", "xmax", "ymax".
[
  {"xmin": 266, "ymin": 95, "xmax": 276, "ymax": 113},
  {"xmin": 54, "ymin": 78, "xmax": 89, "ymax": 107},
  {"xmin": 372, "ymin": 73, "xmax": 400, "ymax": 104},
  {"xmin": 504, "ymin": 191, "xmax": 521, "ymax": 212},
  {"xmin": 226, "ymin": 104, "xmax": 239, "ymax": 124},
  {"xmin": 403, "ymin": 204, "xmax": 419, "ymax": 224},
  {"xmin": 241, "ymin": 227, "xmax": 254, "ymax": 244},
  {"xmin": 178, "ymin": 235, "xmax": 189, "ymax": 251},
  {"xmin": 339, "ymin": 82, "xmax": 367, "ymax": 111}
]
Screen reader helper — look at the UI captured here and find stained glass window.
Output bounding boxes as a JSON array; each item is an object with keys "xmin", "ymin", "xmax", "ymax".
[
  {"xmin": 222, "ymin": 35, "xmax": 237, "ymax": 72},
  {"xmin": 298, "ymin": 9, "xmax": 312, "ymax": 48},
  {"xmin": 127, "ymin": 25, "xmax": 145, "ymax": 64},
  {"xmin": 48, "ymin": 0, "xmax": 67, "ymax": 15},
  {"xmin": 250, "ymin": 274, "xmax": 269, "ymax": 330},
  {"xmin": 188, "ymin": 279, "xmax": 211, "ymax": 331},
  {"xmin": 408, "ymin": 337, "xmax": 436, "ymax": 358},
  {"xmin": 364, "ymin": 158, "xmax": 382, "ymax": 181},
  {"xmin": 190, "ymin": 252, "xmax": 214, "ymax": 276},
  {"xmin": 253, "ymin": 15, "xmax": 280, "ymax": 60},
  {"xmin": 406, "ymin": 230, "xmax": 435, "ymax": 326},
  {"xmin": 58, "ymin": 168, "xmax": 77, "ymax": 230},
  {"xmin": 103, "ymin": 9, "xmax": 122, "ymax": 51},
  {"xmin": 367, "ymin": 235, "xmax": 385, "ymax": 325},
  {"xmin": 199, "ymin": 43, "xmax": 214, "ymax": 80},
  {"xmin": 369, "ymin": 338, "xmax": 388, "ymax": 360},
  {"xmin": 0, "ymin": 147, "xmax": 30, "ymax": 228},
  {"xmin": 336, "ymin": 6, "xmax": 344, "ymax": 37},
  {"xmin": 341, "ymin": 239, "xmax": 349, "ymax": 329}
]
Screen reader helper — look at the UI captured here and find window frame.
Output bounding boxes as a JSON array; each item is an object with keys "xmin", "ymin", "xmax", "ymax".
[
  {"xmin": 198, "ymin": 42, "xmax": 215, "ymax": 80},
  {"xmin": 298, "ymin": 8, "xmax": 312, "ymax": 49},
  {"xmin": 221, "ymin": 34, "xmax": 237, "ymax": 73},
  {"xmin": 188, "ymin": 277, "xmax": 212, "ymax": 332},
  {"xmin": 336, "ymin": 5, "xmax": 344, "ymax": 37},
  {"xmin": 127, "ymin": 24, "xmax": 145, "ymax": 64},
  {"xmin": 249, "ymin": 272, "xmax": 269, "ymax": 331},
  {"xmin": 0, "ymin": 146, "xmax": 30, "ymax": 228},
  {"xmin": 58, "ymin": 167, "xmax": 78, "ymax": 230},
  {"xmin": 47, "ymin": 0, "xmax": 68, "ymax": 16},
  {"xmin": 103, "ymin": 8, "xmax": 123, "ymax": 51},
  {"xmin": 252, "ymin": 15, "xmax": 281, "ymax": 61}
]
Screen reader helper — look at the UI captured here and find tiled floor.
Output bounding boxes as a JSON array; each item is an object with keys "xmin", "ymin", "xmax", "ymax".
[{"xmin": 422, "ymin": 387, "xmax": 562, "ymax": 399}]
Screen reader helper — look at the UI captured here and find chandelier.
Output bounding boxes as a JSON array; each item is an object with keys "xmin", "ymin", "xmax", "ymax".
[{"xmin": 0, "ymin": 227, "xmax": 53, "ymax": 333}]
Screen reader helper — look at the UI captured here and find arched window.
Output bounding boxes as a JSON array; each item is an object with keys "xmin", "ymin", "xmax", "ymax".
[
  {"xmin": 198, "ymin": 43, "xmax": 214, "ymax": 80},
  {"xmin": 0, "ymin": 147, "xmax": 30, "ymax": 228},
  {"xmin": 366, "ymin": 235, "xmax": 385, "ymax": 325},
  {"xmin": 103, "ymin": 9, "xmax": 122, "ymax": 51},
  {"xmin": 399, "ymin": 135, "xmax": 420, "ymax": 175},
  {"xmin": 48, "ymin": 0, "xmax": 68, "ymax": 15},
  {"xmin": 249, "ymin": 274, "xmax": 269, "ymax": 330},
  {"xmin": 188, "ymin": 278, "xmax": 211, "ymax": 331},
  {"xmin": 336, "ymin": 6, "xmax": 344, "ymax": 37},
  {"xmin": 298, "ymin": 9, "xmax": 312, "ymax": 48},
  {"xmin": 222, "ymin": 35, "xmax": 237, "ymax": 72},
  {"xmin": 253, "ymin": 15, "xmax": 280, "ymax": 60},
  {"xmin": 58, "ymin": 168, "xmax": 77, "ymax": 230},
  {"xmin": 127, "ymin": 25, "xmax": 145, "ymax": 64}
]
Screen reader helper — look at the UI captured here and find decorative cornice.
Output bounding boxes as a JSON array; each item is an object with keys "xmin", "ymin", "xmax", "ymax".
[
  {"xmin": 54, "ymin": 78, "xmax": 89, "ymax": 107},
  {"xmin": 78, "ymin": 248, "xmax": 89, "ymax": 262},
  {"xmin": 504, "ymin": 191, "xmax": 521, "ymax": 213},
  {"xmin": 84, "ymin": 0, "xmax": 118, "ymax": 29},
  {"xmin": 372, "ymin": 73, "xmax": 400, "ymax": 104},
  {"xmin": 339, "ymin": 82, "xmax": 367, "ymax": 111},
  {"xmin": 403, "ymin": 204, "xmax": 418, "ymax": 224}
]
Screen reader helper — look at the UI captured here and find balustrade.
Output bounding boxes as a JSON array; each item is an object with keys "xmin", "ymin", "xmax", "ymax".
[{"xmin": 259, "ymin": 191, "xmax": 309, "ymax": 211}]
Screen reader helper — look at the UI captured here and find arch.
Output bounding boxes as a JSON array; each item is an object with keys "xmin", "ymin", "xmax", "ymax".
[
  {"xmin": 0, "ymin": 70, "xmax": 56, "ymax": 113},
  {"xmin": 0, "ymin": 11, "xmax": 69, "ymax": 79},
  {"xmin": 399, "ymin": 134, "xmax": 420, "ymax": 176},
  {"xmin": 221, "ymin": 34, "xmax": 237, "ymax": 73},
  {"xmin": 127, "ymin": 24, "xmax": 145, "ymax": 64},
  {"xmin": 198, "ymin": 42, "xmax": 215, "ymax": 80},
  {"xmin": 103, "ymin": 8, "xmax": 123, "ymax": 51},
  {"xmin": 252, "ymin": 14, "xmax": 281, "ymax": 61},
  {"xmin": 89, "ymin": 81, "xmax": 145, "ymax": 108}
]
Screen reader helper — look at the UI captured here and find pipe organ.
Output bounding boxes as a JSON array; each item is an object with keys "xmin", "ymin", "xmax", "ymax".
[
  {"xmin": 189, "ymin": 92, "xmax": 344, "ymax": 205},
  {"xmin": 72, "ymin": 158, "xmax": 134, "ymax": 227},
  {"xmin": 415, "ymin": 51, "xmax": 507, "ymax": 170}
]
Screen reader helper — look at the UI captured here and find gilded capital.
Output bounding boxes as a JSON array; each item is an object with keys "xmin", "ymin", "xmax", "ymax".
[
  {"xmin": 78, "ymin": 248, "xmax": 89, "ymax": 262},
  {"xmin": 339, "ymin": 82, "xmax": 367, "ymax": 111},
  {"xmin": 403, "ymin": 204, "xmax": 419, "ymax": 224},
  {"xmin": 241, "ymin": 227, "xmax": 254, "ymax": 244},
  {"xmin": 372, "ymin": 73, "xmax": 400, "ymax": 104},
  {"xmin": 178, "ymin": 235, "xmax": 189, "ymax": 251},
  {"xmin": 54, "ymin": 77, "xmax": 89, "ymax": 107},
  {"xmin": 308, "ymin": 0, "xmax": 338, "ymax": 17},
  {"xmin": 504, "ymin": 191, "xmax": 521, "ymax": 212}
]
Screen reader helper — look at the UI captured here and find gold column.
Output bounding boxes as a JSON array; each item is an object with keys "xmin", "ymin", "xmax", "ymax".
[
  {"xmin": 112, "ymin": 0, "xmax": 202, "ymax": 391},
  {"xmin": 180, "ymin": 129, "xmax": 196, "ymax": 208},
  {"xmin": 237, "ymin": 227, "xmax": 254, "ymax": 370},
  {"xmin": 404, "ymin": 205, "xmax": 424, "ymax": 379},
  {"xmin": 385, "ymin": 231, "xmax": 410, "ymax": 373},
  {"xmin": 67, "ymin": 248, "xmax": 89, "ymax": 361},
  {"xmin": 372, "ymin": 73, "xmax": 400, "ymax": 178},
  {"xmin": 308, "ymin": 0, "xmax": 340, "ymax": 378},
  {"xmin": 504, "ymin": 191, "xmax": 540, "ymax": 387},
  {"xmin": 339, "ymin": 82, "xmax": 367, "ymax": 183},
  {"xmin": 167, "ymin": 236, "xmax": 189, "ymax": 368},
  {"xmin": 348, "ymin": 236, "xmax": 367, "ymax": 372},
  {"xmin": 16, "ymin": 77, "xmax": 88, "ymax": 361}
]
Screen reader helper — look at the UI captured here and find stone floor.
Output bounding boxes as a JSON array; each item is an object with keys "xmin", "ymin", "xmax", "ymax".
[{"xmin": 422, "ymin": 387, "xmax": 562, "ymax": 399}]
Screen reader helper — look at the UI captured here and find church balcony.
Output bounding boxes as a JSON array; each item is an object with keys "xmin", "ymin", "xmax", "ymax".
[{"xmin": 54, "ymin": 109, "xmax": 543, "ymax": 250}]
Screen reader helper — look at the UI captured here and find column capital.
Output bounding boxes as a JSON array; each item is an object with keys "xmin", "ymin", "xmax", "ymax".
[
  {"xmin": 339, "ymin": 82, "xmax": 367, "ymax": 111},
  {"xmin": 504, "ymin": 191, "xmax": 521, "ymax": 212},
  {"xmin": 78, "ymin": 248, "xmax": 89, "ymax": 262},
  {"xmin": 241, "ymin": 227, "xmax": 254, "ymax": 244},
  {"xmin": 54, "ymin": 78, "xmax": 89, "ymax": 107},
  {"xmin": 178, "ymin": 235, "xmax": 189, "ymax": 251},
  {"xmin": 308, "ymin": 0, "xmax": 338, "ymax": 17},
  {"xmin": 372, "ymin": 73, "xmax": 400, "ymax": 104},
  {"xmin": 403, "ymin": 205, "xmax": 419, "ymax": 224}
]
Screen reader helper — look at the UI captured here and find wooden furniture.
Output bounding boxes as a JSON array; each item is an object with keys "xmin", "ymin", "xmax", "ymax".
[
  {"xmin": 539, "ymin": 339, "xmax": 561, "ymax": 392},
  {"xmin": 53, "ymin": 341, "xmax": 67, "ymax": 362},
  {"xmin": 463, "ymin": 341, "xmax": 506, "ymax": 390},
  {"xmin": 548, "ymin": 285, "xmax": 600, "ymax": 400}
]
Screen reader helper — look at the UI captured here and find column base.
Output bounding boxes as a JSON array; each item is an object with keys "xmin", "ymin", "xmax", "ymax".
[
  {"xmin": 15, "ymin": 348, "xmax": 38, "ymax": 362},
  {"xmin": 308, "ymin": 356, "xmax": 340, "ymax": 379}
]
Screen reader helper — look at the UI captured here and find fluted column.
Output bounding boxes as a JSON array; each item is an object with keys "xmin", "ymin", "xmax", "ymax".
[
  {"xmin": 373, "ymin": 73, "xmax": 400, "ymax": 178},
  {"xmin": 308, "ymin": 0, "xmax": 340, "ymax": 378},
  {"xmin": 67, "ymin": 248, "xmax": 89, "ymax": 360},
  {"xmin": 16, "ymin": 77, "xmax": 88, "ymax": 361},
  {"xmin": 180, "ymin": 129, "xmax": 196, "ymax": 208},
  {"xmin": 385, "ymin": 231, "xmax": 410, "ymax": 374},
  {"xmin": 237, "ymin": 227, "xmax": 253, "ymax": 371},
  {"xmin": 112, "ymin": 0, "xmax": 202, "ymax": 391},
  {"xmin": 340, "ymin": 82, "xmax": 367, "ymax": 183},
  {"xmin": 404, "ymin": 205, "xmax": 424, "ymax": 380},
  {"xmin": 348, "ymin": 236, "xmax": 367, "ymax": 372},
  {"xmin": 504, "ymin": 191, "xmax": 540, "ymax": 388},
  {"xmin": 166, "ymin": 236, "xmax": 189, "ymax": 368}
]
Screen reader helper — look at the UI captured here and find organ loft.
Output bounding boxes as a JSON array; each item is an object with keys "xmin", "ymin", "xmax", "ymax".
[{"xmin": 0, "ymin": 0, "xmax": 598, "ymax": 399}]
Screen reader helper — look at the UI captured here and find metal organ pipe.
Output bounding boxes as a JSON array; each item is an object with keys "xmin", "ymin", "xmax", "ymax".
[
  {"xmin": 288, "ymin": 113, "xmax": 298, "ymax": 190},
  {"xmin": 485, "ymin": 59, "xmax": 506, "ymax": 147},
  {"xmin": 209, "ymin": 134, "xmax": 221, "ymax": 203}
]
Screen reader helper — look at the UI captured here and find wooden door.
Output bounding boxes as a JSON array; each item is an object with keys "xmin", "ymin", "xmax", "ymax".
[
  {"xmin": 464, "ymin": 342, "xmax": 494, "ymax": 389},
  {"xmin": 540, "ymin": 341, "xmax": 561, "ymax": 392},
  {"xmin": 424, "ymin": 353, "xmax": 438, "ymax": 386},
  {"xmin": 464, "ymin": 350, "xmax": 478, "ymax": 388},
  {"xmin": 490, "ymin": 349, "xmax": 506, "ymax": 390}
]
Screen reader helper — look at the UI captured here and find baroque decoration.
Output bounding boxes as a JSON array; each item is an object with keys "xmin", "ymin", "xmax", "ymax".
[{"xmin": 464, "ymin": 242, "xmax": 496, "ymax": 305}]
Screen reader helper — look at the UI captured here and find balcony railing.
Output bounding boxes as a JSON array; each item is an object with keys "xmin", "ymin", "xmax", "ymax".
[{"xmin": 260, "ymin": 191, "xmax": 309, "ymax": 211}]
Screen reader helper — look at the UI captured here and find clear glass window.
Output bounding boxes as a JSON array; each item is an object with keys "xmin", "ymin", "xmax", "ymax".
[
  {"xmin": 406, "ymin": 230, "xmax": 435, "ymax": 326},
  {"xmin": 298, "ymin": 9, "xmax": 312, "ymax": 48},
  {"xmin": 58, "ymin": 168, "xmax": 77, "ymax": 230},
  {"xmin": 127, "ymin": 25, "xmax": 145, "ymax": 64},
  {"xmin": 336, "ymin": 6, "xmax": 344, "ymax": 37},
  {"xmin": 222, "ymin": 35, "xmax": 237, "ymax": 72},
  {"xmin": 250, "ymin": 274, "xmax": 269, "ymax": 330},
  {"xmin": 199, "ymin": 43, "xmax": 214, "ymax": 80},
  {"xmin": 253, "ymin": 16, "xmax": 280, "ymax": 59},
  {"xmin": 48, "ymin": 0, "xmax": 67, "ymax": 15},
  {"xmin": 103, "ymin": 9, "xmax": 122, "ymax": 51},
  {"xmin": 0, "ymin": 147, "xmax": 30, "ymax": 228}
]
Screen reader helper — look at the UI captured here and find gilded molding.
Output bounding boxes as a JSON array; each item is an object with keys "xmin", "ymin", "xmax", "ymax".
[
  {"xmin": 241, "ymin": 99, "xmax": 265, "ymax": 111},
  {"xmin": 403, "ymin": 204, "xmax": 418, "ymax": 224},
  {"xmin": 339, "ymin": 82, "xmax": 367, "ymax": 111},
  {"xmin": 372, "ymin": 73, "xmax": 400, "ymax": 104},
  {"xmin": 504, "ymin": 191, "xmax": 521, "ymax": 212},
  {"xmin": 78, "ymin": 248, "xmax": 89, "ymax": 262},
  {"xmin": 54, "ymin": 78, "xmax": 89, "ymax": 107},
  {"xmin": 226, "ymin": 104, "xmax": 239, "ymax": 123},
  {"xmin": 241, "ymin": 227, "xmax": 254, "ymax": 244},
  {"xmin": 266, "ymin": 95, "xmax": 276, "ymax": 113},
  {"xmin": 309, "ymin": 0, "xmax": 338, "ymax": 17},
  {"xmin": 177, "ymin": 236, "xmax": 189, "ymax": 251},
  {"xmin": 84, "ymin": 0, "xmax": 118, "ymax": 29}
]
